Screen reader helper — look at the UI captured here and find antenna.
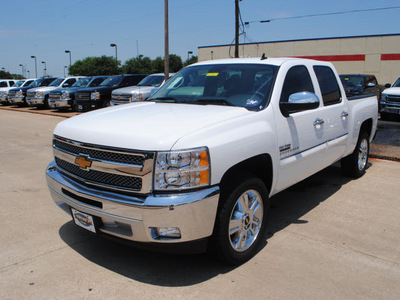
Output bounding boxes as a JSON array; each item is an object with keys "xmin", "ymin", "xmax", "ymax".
[{"xmin": 261, "ymin": 53, "xmax": 268, "ymax": 60}]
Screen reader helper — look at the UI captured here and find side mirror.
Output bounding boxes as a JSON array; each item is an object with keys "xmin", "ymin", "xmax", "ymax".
[
  {"xmin": 367, "ymin": 82, "xmax": 375, "ymax": 87},
  {"xmin": 385, "ymin": 83, "xmax": 391, "ymax": 88},
  {"xmin": 280, "ymin": 92, "xmax": 320, "ymax": 117},
  {"xmin": 63, "ymin": 83, "xmax": 69, "ymax": 87}
]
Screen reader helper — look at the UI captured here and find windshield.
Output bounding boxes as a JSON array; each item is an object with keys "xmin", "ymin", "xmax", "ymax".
[
  {"xmin": 149, "ymin": 63, "xmax": 278, "ymax": 110},
  {"xmin": 49, "ymin": 78, "xmax": 64, "ymax": 87},
  {"xmin": 13, "ymin": 80, "xmax": 25, "ymax": 88},
  {"xmin": 137, "ymin": 75, "xmax": 165, "ymax": 87},
  {"xmin": 100, "ymin": 75, "xmax": 123, "ymax": 88},
  {"xmin": 22, "ymin": 80, "xmax": 34, "ymax": 87},
  {"xmin": 340, "ymin": 75, "xmax": 365, "ymax": 87},
  {"xmin": 29, "ymin": 79, "xmax": 44, "ymax": 87},
  {"xmin": 39, "ymin": 78, "xmax": 57, "ymax": 86},
  {"xmin": 72, "ymin": 77, "xmax": 90, "ymax": 87},
  {"xmin": 392, "ymin": 77, "xmax": 400, "ymax": 87}
]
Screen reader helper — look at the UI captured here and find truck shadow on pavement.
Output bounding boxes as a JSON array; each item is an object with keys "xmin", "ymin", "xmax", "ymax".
[{"xmin": 58, "ymin": 162, "xmax": 366, "ymax": 287}]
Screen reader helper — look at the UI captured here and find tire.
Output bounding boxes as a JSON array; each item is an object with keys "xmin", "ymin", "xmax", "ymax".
[
  {"xmin": 210, "ymin": 177, "xmax": 269, "ymax": 265},
  {"xmin": 341, "ymin": 131, "xmax": 369, "ymax": 178},
  {"xmin": 380, "ymin": 112, "xmax": 392, "ymax": 121},
  {"xmin": 43, "ymin": 95, "xmax": 50, "ymax": 109}
]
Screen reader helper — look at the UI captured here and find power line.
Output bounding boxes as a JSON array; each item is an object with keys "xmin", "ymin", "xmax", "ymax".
[{"xmin": 245, "ymin": 6, "xmax": 400, "ymax": 25}]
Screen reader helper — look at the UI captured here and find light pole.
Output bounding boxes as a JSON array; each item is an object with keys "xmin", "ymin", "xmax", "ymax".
[
  {"xmin": 31, "ymin": 56, "xmax": 37, "ymax": 78},
  {"xmin": 110, "ymin": 44, "xmax": 118, "ymax": 62},
  {"xmin": 41, "ymin": 61, "xmax": 47, "ymax": 77},
  {"xmin": 211, "ymin": 51, "xmax": 214, "ymax": 60},
  {"xmin": 187, "ymin": 51, "xmax": 193, "ymax": 61},
  {"xmin": 65, "ymin": 50, "xmax": 71, "ymax": 75},
  {"xmin": 64, "ymin": 66, "xmax": 67, "ymax": 77},
  {"xmin": 19, "ymin": 64, "xmax": 24, "ymax": 77},
  {"xmin": 27, "ymin": 70, "xmax": 30, "ymax": 77}
]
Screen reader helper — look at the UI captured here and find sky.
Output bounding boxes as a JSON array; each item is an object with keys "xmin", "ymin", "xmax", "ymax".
[{"xmin": 1, "ymin": 0, "xmax": 400, "ymax": 78}]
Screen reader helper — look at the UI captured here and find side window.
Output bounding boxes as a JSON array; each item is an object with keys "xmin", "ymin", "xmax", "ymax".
[
  {"xmin": 65, "ymin": 79, "xmax": 76, "ymax": 86},
  {"xmin": 313, "ymin": 66, "xmax": 341, "ymax": 106},
  {"xmin": 120, "ymin": 78, "xmax": 130, "ymax": 87},
  {"xmin": 91, "ymin": 78, "xmax": 103, "ymax": 87},
  {"xmin": 280, "ymin": 65, "xmax": 314, "ymax": 103},
  {"xmin": 129, "ymin": 76, "xmax": 142, "ymax": 86},
  {"xmin": 10, "ymin": 81, "xmax": 15, "ymax": 86}
]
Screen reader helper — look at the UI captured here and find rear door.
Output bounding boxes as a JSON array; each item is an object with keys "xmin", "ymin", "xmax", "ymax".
[{"xmin": 313, "ymin": 65, "xmax": 349, "ymax": 166}]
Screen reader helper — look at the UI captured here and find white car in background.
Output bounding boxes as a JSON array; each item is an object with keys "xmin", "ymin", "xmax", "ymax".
[
  {"xmin": 111, "ymin": 73, "xmax": 175, "ymax": 105},
  {"xmin": 0, "ymin": 79, "xmax": 35, "ymax": 105}
]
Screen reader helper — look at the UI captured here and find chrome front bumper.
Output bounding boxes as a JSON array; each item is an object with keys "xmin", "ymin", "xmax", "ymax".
[
  {"xmin": 46, "ymin": 161, "xmax": 220, "ymax": 243},
  {"xmin": 27, "ymin": 97, "xmax": 44, "ymax": 106},
  {"xmin": 8, "ymin": 96, "xmax": 24, "ymax": 104},
  {"xmin": 49, "ymin": 99, "xmax": 71, "ymax": 108}
]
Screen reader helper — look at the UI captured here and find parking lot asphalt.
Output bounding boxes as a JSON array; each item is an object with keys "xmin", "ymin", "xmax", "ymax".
[{"xmin": 1, "ymin": 108, "xmax": 400, "ymax": 299}]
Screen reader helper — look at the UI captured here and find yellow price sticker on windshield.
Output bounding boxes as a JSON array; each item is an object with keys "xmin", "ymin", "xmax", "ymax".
[{"xmin": 206, "ymin": 73, "xmax": 219, "ymax": 77}]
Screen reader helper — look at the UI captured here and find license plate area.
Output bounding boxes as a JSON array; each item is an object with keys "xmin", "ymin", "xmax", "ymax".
[{"xmin": 71, "ymin": 208, "xmax": 98, "ymax": 233}]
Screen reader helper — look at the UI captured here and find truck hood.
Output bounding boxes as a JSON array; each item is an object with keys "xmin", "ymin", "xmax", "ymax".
[
  {"xmin": 77, "ymin": 86, "xmax": 112, "ymax": 93},
  {"xmin": 113, "ymin": 86, "xmax": 142, "ymax": 95},
  {"xmin": 28, "ymin": 86, "xmax": 58, "ymax": 93},
  {"xmin": 383, "ymin": 87, "xmax": 400, "ymax": 95},
  {"xmin": 54, "ymin": 102, "xmax": 250, "ymax": 151}
]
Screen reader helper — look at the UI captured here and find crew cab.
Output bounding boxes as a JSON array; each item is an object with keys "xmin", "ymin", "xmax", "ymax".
[
  {"xmin": 0, "ymin": 79, "xmax": 34, "ymax": 105},
  {"xmin": 46, "ymin": 57, "xmax": 378, "ymax": 264},
  {"xmin": 380, "ymin": 76, "xmax": 400, "ymax": 120},
  {"xmin": 111, "ymin": 73, "xmax": 174, "ymax": 105},
  {"xmin": 74, "ymin": 74, "xmax": 147, "ymax": 111},
  {"xmin": 0, "ymin": 79, "xmax": 16, "ymax": 88},
  {"xmin": 27, "ymin": 77, "xmax": 82, "ymax": 108},
  {"xmin": 49, "ymin": 76, "xmax": 108, "ymax": 111},
  {"xmin": 8, "ymin": 78, "xmax": 55, "ymax": 106}
]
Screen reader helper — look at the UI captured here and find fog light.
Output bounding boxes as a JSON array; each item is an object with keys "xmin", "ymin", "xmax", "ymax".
[{"xmin": 150, "ymin": 227, "xmax": 181, "ymax": 240}]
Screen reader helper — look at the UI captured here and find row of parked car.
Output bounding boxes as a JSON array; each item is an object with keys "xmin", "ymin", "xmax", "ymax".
[
  {"xmin": 1, "ymin": 72, "xmax": 400, "ymax": 119},
  {"xmin": 0, "ymin": 73, "xmax": 174, "ymax": 112},
  {"xmin": 339, "ymin": 74, "xmax": 399, "ymax": 121}
]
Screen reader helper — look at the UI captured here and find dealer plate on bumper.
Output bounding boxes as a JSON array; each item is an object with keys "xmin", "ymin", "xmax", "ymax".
[{"xmin": 71, "ymin": 208, "xmax": 96, "ymax": 233}]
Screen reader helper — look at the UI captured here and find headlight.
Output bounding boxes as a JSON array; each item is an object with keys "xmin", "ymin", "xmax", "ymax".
[
  {"xmin": 16, "ymin": 90, "xmax": 22, "ymax": 96},
  {"xmin": 132, "ymin": 93, "xmax": 143, "ymax": 101},
  {"xmin": 91, "ymin": 92, "xmax": 100, "ymax": 100},
  {"xmin": 61, "ymin": 92, "xmax": 69, "ymax": 99},
  {"xmin": 381, "ymin": 94, "xmax": 387, "ymax": 102},
  {"xmin": 154, "ymin": 147, "xmax": 210, "ymax": 191},
  {"xmin": 36, "ymin": 91, "xmax": 43, "ymax": 97}
]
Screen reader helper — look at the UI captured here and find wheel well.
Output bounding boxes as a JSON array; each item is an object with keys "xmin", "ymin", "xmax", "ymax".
[
  {"xmin": 219, "ymin": 154, "xmax": 273, "ymax": 201},
  {"xmin": 360, "ymin": 118, "xmax": 373, "ymax": 138}
]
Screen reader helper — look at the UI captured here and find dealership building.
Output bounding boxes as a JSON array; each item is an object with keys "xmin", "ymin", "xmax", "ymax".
[{"xmin": 198, "ymin": 33, "xmax": 400, "ymax": 85}]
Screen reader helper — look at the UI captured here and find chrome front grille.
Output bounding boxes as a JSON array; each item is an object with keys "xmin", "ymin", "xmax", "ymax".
[
  {"xmin": 55, "ymin": 157, "xmax": 142, "ymax": 190},
  {"xmin": 53, "ymin": 136, "xmax": 154, "ymax": 193},
  {"xmin": 8, "ymin": 90, "xmax": 16, "ymax": 97},
  {"xmin": 386, "ymin": 95, "xmax": 400, "ymax": 103},
  {"xmin": 27, "ymin": 91, "xmax": 35, "ymax": 98},
  {"xmin": 76, "ymin": 92, "xmax": 90, "ymax": 100},
  {"xmin": 50, "ymin": 92, "xmax": 61, "ymax": 100},
  {"xmin": 112, "ymin": 94, "xmax": 132, "ymax": 103}
]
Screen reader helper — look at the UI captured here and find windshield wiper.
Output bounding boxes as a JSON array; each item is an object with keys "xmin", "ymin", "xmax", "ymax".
[
  {"xmin": 149, "ymin": 96, "xmax": 181, "ymax": 103},
  {"xmin": 192, "ymin": 98, "xmax": 234, "ymax": 106}
]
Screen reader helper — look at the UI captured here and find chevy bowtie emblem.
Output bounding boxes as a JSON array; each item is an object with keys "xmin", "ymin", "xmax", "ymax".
[{"xmin": 75, "ymin": 155, "xmax": 93, "ymax": 170}]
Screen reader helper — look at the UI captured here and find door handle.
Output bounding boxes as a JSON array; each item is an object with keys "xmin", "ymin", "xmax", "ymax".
[
  {"xmin": 313, "ymin": 118, "xmax": 324, "ymax": 128},
  {"xmin": 341, "ymin": 111, "xmax": 349, "ymax": 119}
]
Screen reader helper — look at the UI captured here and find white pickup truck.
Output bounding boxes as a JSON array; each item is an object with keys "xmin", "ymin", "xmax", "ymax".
[{"xmin": 46, "ymin": 57, "xmax": 378, "ymax": 264}]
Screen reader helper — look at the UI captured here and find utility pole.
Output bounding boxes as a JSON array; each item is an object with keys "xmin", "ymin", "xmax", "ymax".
[
  {"xmin": 164, "ymin": 0, "xmax": 169, "ymax": 81},
  {"xmin": 235, "ymin": 0, "xmax": 239, "ymax": 58}
]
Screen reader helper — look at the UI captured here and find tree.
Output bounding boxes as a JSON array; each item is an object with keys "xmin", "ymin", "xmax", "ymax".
[
  {"xmin": 169, "ymin": 54, "xmax": 183, "ymax": 72},
  {"xmin": 152, "ymin": 56, "xmax": 164, "ymax": 73},
  {"xmin": 184, "ymin": 55, "xmax": 198, "ymax": 67},
  {"xmin": 122, "ymin": 56, "xmax": 153, "ymax": 74},
  {"xmin": 69, "ymin": 56, "xmax": 120, "ymax": 76}
]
